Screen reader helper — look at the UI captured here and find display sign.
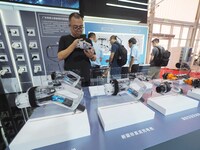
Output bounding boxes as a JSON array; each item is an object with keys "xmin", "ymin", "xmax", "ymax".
[{"xmin": 3, "ymin": 0, "xmax": 79, "ymax": 9}]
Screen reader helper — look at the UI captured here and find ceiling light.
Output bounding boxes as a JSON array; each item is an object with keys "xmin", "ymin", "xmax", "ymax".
[
  {"xmin": 106, "ymin": 3, "xmax": 148, "ymax": 11},
  {"xmin": 118, "ymin": 0, "xmax": 148, "ymax": 6},
  {"xmin": 84, "ymin": 16, "xmax": 140, "ymax": 25}
]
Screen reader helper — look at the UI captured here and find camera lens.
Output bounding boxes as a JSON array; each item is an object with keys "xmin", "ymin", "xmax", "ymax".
[
  {"xmin": 156, "ymin": 85, "xmax": 166, "ymax": 93},
  {"xmin": 156, "ymin": 82, "xmax": 171, "ymax": 93}
]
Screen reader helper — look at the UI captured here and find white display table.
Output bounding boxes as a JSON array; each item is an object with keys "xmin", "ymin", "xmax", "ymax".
[
  {"xmin": 98, "ymin": 102, "xmax": 155, "ymax": 131},
  {"xmin": 147, "ymin": 95, "xmax": 199, "ymax": 116},
  {"xmin": 187, "ymin": 88, "xmax": 200, "ymax": 101},
  {"xmin": 9, "ymin": 110, "xmax": 90, "ymax": 150}
]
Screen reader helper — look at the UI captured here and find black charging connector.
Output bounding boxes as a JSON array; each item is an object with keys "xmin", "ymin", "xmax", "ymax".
[
  {"xmin": 32, "ymin": 55, "xmax": 37, "ymax": 60},
  {"xmin": 0, "ymin": 56, "xmax": 5, "ymax": 60},
  {"xmin": 16, "ymin": 56, "xmax": 23, "ymax": 61}
]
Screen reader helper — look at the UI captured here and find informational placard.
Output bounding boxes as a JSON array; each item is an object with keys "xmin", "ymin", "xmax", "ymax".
[
  {"xmin": 37, "ymin": 12, "xmax": 70, "ymax": 74},
  {"xmin": 38, "ymin": 13, "xmax": 69, "ymax": 37}
]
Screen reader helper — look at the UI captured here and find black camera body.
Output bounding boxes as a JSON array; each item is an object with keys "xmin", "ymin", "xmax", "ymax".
[
  {"xmin": 192, "ymin": 79, "xmax": 200, "ymax": 88},
  {"xmin": 156, "ymin": 82, "xmax": 171, "ymax": 94}
]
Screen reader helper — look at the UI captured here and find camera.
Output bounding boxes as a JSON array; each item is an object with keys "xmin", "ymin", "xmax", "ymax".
[
  {"xmin": 156, "ymin": 82, "xmax": 171, "ymax": 94},
  {"xmin": 192, "ymin": 79, "xmax": 200, "ymax": 88},
  {"xmin": 162, "ymin": 73, "xmax": 177, "ymax": 80},
  {"xmin": 77, "ymin": 40, "xmax": 92, "ymax": 51},
  {"xmin": 184, "ymin": 78, "xmax": 200, "ymax": 88}
]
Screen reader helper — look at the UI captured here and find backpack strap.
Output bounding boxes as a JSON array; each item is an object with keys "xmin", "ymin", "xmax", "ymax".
[
  {"xmin": 155, "ymin": 46, "xmax": 162, "ymax": 57},
  {"xmin": 152, "ymin": 46, "xmax": 163, "ymax": 67},
  {"xmin": 114, "ymin": 42, "xmax": 121, "ymax": 51},
  {"xmin": 113, "ymin": 41, "xmax": 121, "ymax": 58}
]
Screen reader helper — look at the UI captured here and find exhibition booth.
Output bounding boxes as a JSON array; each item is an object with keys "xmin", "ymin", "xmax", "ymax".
[{"xmin": 0, "ymin": 1, "xmax": 200, "ymax": 150}]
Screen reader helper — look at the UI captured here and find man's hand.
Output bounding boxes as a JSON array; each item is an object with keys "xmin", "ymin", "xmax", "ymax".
[
  {"xmin": 77, "ymin": 40, "xmax": 92, "ymax": 50},
  {"xmin": 84, "ymin": 48, "xmax": 96, "ymax": 60},
  {"xmin": 73, "ymin": 39, "xmax": 81, "ymax": 47}
]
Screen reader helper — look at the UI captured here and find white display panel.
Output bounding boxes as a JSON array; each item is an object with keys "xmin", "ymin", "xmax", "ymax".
[
  {"xmin": 147, "ymin": 95, "xmax": 199, "ymax": 116},
  {"xmin": 98, "ymin": 102, "xmax": 155, "ymax": 131},
  {"xmin": 89, "ymin": 85, "xmax": 105, "ymax": 97},
  {"xmin": 187, "ymin": 88, "xmax": 200, "ymax": 101},
  {"xmin": 9, "ymin": 111, "xmax": 90, "ymax": 150}
]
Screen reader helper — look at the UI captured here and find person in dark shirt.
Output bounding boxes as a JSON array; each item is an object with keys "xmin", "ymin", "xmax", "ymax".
[
  {"xmin": 57, "ymin": 13, "xmax": 96, "ymax": 86},
  {"xmin": 148, "ymin": 38, "xmax": 165, "ymax": 79},
  {"xmin": 107, "ymin": 35, "xmax": 121, "ymax": 78}
]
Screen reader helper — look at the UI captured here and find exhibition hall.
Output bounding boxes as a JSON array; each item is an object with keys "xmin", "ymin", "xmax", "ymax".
[{"xmin": 0, "ymin": 0, "xmax": 200, "ymax": 150}]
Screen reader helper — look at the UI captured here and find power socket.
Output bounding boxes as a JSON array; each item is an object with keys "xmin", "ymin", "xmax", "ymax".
[
  {"xmin": 12, "ymin": 42, "xmax": 22, "ymax": 49},
  {"xmin": 0, "ymin": 54, "xmax": 8, "ymax": 62},
  {"xmin": 34, "ymin": 65, "xmax": 42, "ymax": 73},
  {"xmin": 18, "ymin": 65, "xmax": 27, "ymax": 74},
  {"xmin": 31, "ymin": 53, "xmax": 40, "ymax": 61},
  {"xmin": 0, "ymin": 41, "xmax": 5, "ymax": 49},
  {"xmin": 27, "ymin": 28, "xmax": 35, "ymax": 36},
  {"xmin": 2, "ymin": 66, "xmax": 11, "ymax": 73},
  {"xmin": 9, "ymin": 28, "xmax": 20, "ymax": 36},
  {"xmin": 16, "ymin": 54, "xmax": 25, "ymax": 61},
  {"xmin": 29, "ymin": 41, "xmax": 38, "ymax": 49}
]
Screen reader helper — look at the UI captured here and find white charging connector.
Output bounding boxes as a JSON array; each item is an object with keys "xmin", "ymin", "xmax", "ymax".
[
  {"xmin": 18, "ymin": 67, "xmax": 25, "ymax": 74},
  {"xmin": 34, "ymin": 66, "xmax": 40, "ymax": 73},
  {"xmin": 0, "ymin": 69, "xmax": 8, "ymax": 76},
  {"xmin": 29, "ymin": 42, "xmax": 37, "ymax": 49},
  {"xmin": 12, "ymin": 42, "xmax": 21, "ymax": 49}
]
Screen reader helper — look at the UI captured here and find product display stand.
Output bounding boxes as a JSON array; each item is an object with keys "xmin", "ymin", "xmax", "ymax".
[
  {"xmin": 98, "ymin": 101, "xmax": 155, "ymax": 131},
  {"xmin": 9, "ymin": 110, "xmax": 90, "ymax": 150},
  {"xmin": 147, "ymin": 94, "xmax": 199, "ymax": 116},
  {"xmin": 187, "ymin": 88, "xmax": 200, "ymax": 100}
]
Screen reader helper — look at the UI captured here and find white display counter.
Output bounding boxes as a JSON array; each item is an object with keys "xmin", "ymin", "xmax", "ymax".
[
  {"xmin": 147, "ymin": 95, "xmax": 199, "ymax": 116},
  {"xmin": 187, "ymin": 88, "xmax": 200, "ymax": 101},
  {"xmin": 9, "ymin": 110, "xmax": 90, "ymax": 150},
  {"xmin": 98, "ymin": 102, "xmax": 155, "ymax": 131}
]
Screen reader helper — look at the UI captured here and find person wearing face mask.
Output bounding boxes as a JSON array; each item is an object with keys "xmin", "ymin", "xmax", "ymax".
[{"xmin": 57, "ymin": 12, "xmax": 96, "ymax": 87}]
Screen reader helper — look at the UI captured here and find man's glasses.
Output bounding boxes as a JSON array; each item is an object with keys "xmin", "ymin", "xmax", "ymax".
[{"xmin": 71, "ymin": 25, "xmax": 84, "ymax": 31}]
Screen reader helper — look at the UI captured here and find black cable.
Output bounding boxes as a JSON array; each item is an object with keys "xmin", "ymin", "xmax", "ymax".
[
  {"xmin": 32, "ymin": 55, "xmax": 37, "ymax": 60},
  {"xmin": 46, "ymin": 45, "xmax": 61, "ymax": 72},
  {"xmin": 111, "ymin": 79, "xmax": 119, "ymax": 95}
]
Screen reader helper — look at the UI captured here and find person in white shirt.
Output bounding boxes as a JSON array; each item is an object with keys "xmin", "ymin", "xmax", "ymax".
[
  {"xmin": 128, "ymin": 37, "xmax": 139, "ymax": 73},
  {"xmin": 88, "ymin": 32, "xmax": 103, "ymax": 68}
]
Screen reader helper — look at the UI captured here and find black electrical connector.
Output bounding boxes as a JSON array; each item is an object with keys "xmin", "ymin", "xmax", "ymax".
[
  {"xmin": 16, "ymin": 56, "xmax": 23, "ymax": 61},
  {"xmin": 0, "ymin": 56, "xmax": 5, "ymax": 60},
  {"xmin": 32, "ymin": 55, "xmax": 37, "ymax": 60}
]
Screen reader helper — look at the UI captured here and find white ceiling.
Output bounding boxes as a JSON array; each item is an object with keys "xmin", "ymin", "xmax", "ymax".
[{"xmin": 149, "ymin": 0, "xmax": 199, "ymax": 22}]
